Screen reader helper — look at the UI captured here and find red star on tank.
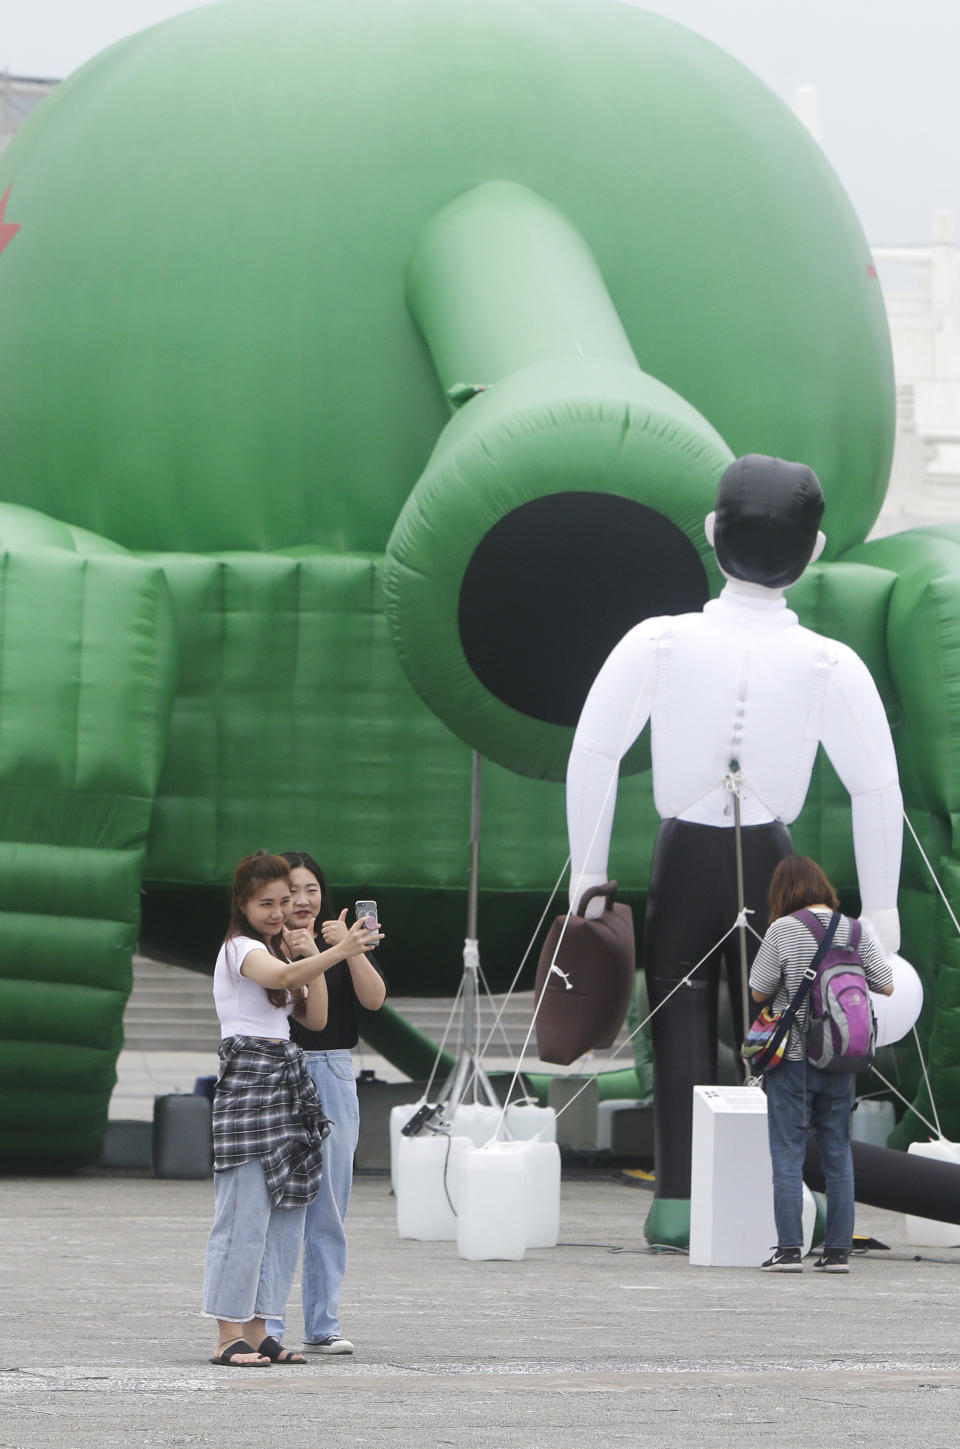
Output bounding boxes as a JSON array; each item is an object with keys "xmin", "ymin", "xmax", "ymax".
[{"xmin": 0, "ymin": 186, "xmax": 21, "ymax": 256}]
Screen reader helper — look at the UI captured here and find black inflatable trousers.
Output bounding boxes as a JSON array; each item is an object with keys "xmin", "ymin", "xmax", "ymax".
[{"xmin": 643, "ymin": 818, "xmax": 792, "ymax": 1201}]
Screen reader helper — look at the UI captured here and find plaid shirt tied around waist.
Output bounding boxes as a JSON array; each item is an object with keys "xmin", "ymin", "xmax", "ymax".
[{"xmin": 213, "ymin": 1037, "xmax": 331, "ymax": 1208}]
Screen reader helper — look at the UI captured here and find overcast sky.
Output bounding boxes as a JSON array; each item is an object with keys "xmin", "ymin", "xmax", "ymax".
[{"xmin": 4, "ymin": 0, "xmax": 957, "ymax": 244}]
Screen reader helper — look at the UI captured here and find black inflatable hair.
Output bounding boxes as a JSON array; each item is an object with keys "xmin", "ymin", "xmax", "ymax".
[{"xmin": 713, "ymin": 453, "xmax": 824, "ymax": 589}]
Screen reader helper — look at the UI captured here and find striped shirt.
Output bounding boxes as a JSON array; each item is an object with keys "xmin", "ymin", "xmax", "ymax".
[
  {"xmin": 749, "ymin": 909, "xmax": 893, "ymax": 1061},
  {"xmin": 212, "ymin": 1037, "xmax": 330, "ymax": 1208}
]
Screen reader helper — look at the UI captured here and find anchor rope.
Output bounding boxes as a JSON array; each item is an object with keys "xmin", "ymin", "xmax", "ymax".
[
  {"xmin": 421, "ymin": 975, "xmax": 466, "ymax": 1105},
  {"xmin": 890, "ymin": 803, "xmax": 960, "ymax": 1140},
  {"xmin": 530, "ymin": 913, "xmax": 750, "ymax": 1138},
  {"xmin": 486, "ymin": 648, "xmax": 658, "ymax": 1140},
  {"xmin": 454, "ymin": 958, "xmax": 538, "ymax": 1107},
  {"xmin": 477, "ymin": 854, "xmax": 570, "ymax": 1061},
  {"xmin": 671, "ymin": 758, "xmax": 783, "ymax": 830},
  {"xmin": 431, "ymin": 858, "xmax": 570, "ymax": 1111},
  {"xmin": 911, "ymin": 1023, "xmax": 945, "ymax": 1140},
  {"xmin": 902, "ymin": 807, "xmax": 960, "ymax": 941},
  {"xmin": 421, "ymin": 691, "xmax": 960, "ymax": 1154},
  {"xmin": 868, "ymin": 1061, "xmax": 941, "ymax": 1141}
]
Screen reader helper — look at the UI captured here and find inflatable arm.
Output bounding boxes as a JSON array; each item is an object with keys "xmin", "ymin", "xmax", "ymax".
[
  {"xmin": 818, "ymin": 643, "xmax": 903, "ymax": 952},
  {"xmin": 0, "ymin": 505, "xmax": 176, "ymax": 1168},
  {"xmin": 566, "ymin": 621, "xmax": 660, "ymax": 912}
]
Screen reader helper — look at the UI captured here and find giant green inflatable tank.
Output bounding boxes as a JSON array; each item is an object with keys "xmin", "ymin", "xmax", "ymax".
[{"xmin": 0, "ymin": 0, "xmax": 953, "ymax": 1168}]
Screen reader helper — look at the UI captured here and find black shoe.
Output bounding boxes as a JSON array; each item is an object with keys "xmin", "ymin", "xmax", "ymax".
[
  {"xmin": 302, "ymin": 1335, "xmax": 355, "ymax": 1355},
  {"xmin": 761, "ymin": 1247, "xmax": 803, "ymax": 1272},
  {"xmin": 813, "ymin": 1249, "xmax": 849, "ymax": 1273}
]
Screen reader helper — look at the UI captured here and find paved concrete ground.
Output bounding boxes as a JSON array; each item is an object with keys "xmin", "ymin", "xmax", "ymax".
[{"xmin": 2, "ymin": 1168, "xmax": 958, "ymax": 1449}]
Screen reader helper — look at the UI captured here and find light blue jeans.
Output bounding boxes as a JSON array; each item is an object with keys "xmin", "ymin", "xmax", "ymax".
[
  {"xmin": 764, "ymin": 1057, "xmax": 855, "ymax": 1251},
  {"xmin": 202, "ymin": 1157, "xmax": 306, "ymax": 1323},
  {"xmin": 266, "ymin": 1050, "xmax": 360, "ymax": 1344}
]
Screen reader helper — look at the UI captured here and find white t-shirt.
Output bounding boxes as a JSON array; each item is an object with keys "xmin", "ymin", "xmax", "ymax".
[{"xmin": 213, "ymin": 934, "xmax": 291, "ymax": 1040}]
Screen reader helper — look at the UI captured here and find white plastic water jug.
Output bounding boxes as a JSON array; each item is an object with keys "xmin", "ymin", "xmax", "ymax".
[
  {"xmin": 518, "ymin": 1139, "xmax": 562, "ymax": 1247},
  {"xmin": 456, "ymin": 1143, "xmax": 527, "ymax": 1260},
  {"xmin": 505, "ymin": 1102, "xmax": 557, "ymax": 1143},
  {"xmin": 463, "ymin": 1139, "xmax": 561, "ymax": 1249},
  {"xmin": 904, "ymin": 1139, "xmax": 960, "ymax": 1247},
  {"xmin": 396, "ymin": 1132, "xmax": 472, "ymax": 1241},
  {"xmin": 450, "ymin": 1102, "xmax": 503, "ymax": 1147},
  {"xmin": 850, "ymin": 1099, "xmax": 896, "ymax": 1148},
  {"xmin": 389, "ymin": 1101, "xmax": 427, "ymax": 1194}
]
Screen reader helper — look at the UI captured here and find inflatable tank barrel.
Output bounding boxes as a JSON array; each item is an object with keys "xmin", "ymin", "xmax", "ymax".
[{"xmin": 388, "ymin": 180, "xmax": 728, "ymax": 777}]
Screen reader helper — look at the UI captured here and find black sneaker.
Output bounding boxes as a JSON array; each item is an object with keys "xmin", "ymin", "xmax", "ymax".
[
  {"xmin": 761, "ymin": 1247, "xmax": 803, "ymax": 1272},
  {"xmin": 813, "ymin": 1249, "xmax": 849, "ymax": 1273}
]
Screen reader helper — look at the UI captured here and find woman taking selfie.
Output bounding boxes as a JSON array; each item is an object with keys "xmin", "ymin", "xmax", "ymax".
[
  {"xmin": 266, "ymin": 850, "xmax": 386, "ymax": 1356},
  {"xmin": 202, "ymin": 850, "xmax": 382, "ymax": 1367}
]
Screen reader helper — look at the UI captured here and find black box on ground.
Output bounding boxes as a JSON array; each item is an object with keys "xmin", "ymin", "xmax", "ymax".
[
  {"xmin": 153, "ymin": 1093, "xmax": 213, "ymax": 1179},
  {"xmin": 99, "ymin": 1118, "xmax": 153, "ymax": 1170},
  {"xmin": 354, "ymin": 1077, "xmax": 429, "ymax": 1172}
]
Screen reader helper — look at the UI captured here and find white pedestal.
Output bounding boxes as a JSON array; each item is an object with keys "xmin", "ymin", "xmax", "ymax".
[{"xmin": 689, "ymin": 1084, "xmax": 814, "ymax": 1267}]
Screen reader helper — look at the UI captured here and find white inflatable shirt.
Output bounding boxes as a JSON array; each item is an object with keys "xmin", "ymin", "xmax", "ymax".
[{"xmin": 566, "ymin": 584, "xmax": 902, "ymax": 949}]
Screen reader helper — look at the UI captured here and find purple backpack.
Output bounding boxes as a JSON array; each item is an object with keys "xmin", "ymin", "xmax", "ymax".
[{"xmin": 796, "ymin": 910, "xmax": 876, "ymax": 1073}]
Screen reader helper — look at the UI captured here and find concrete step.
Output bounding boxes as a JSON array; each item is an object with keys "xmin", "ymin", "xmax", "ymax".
[
  {"xmin": 123, "ymin": 1022, "xmax": 220, "ymax": 1040},
  {"xmin": 123, "ymin": 958, "xmax": 634, "ymax": 1064},
  {"xmin": 124, "ymin": 957, "xmax": 220, "ymax": 1052},
  {"xmin": 123, "ymin": 1037, "xmax": 220, "ymax": 1053}
]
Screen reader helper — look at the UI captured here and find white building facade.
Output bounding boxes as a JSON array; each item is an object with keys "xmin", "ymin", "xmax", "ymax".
[
  {"xmin": 0, "ymin": 73, "xmax": 57, "ymax": 155},
  {"xmin": 873, "ymin": 210, "xmax": 960, "ymax": 536}
]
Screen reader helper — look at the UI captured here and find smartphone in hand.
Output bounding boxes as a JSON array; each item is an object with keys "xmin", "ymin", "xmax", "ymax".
[{"xmin": 355, "ymin": 899, "xmax": 379, "ymax": 932}]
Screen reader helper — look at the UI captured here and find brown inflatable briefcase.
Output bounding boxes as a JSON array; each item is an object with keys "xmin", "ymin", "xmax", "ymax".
[{"xmin": 534, "ymin": 881, "xmax": 635, "ymax": 1065}]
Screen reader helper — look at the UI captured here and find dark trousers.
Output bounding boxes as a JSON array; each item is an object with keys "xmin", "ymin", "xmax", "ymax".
[
  {"xmin": 643, "ymin": 818, "xmax": 793, "ymax": 1200},
  {"xmin": 765, "ymin": 1059, "xmax": 855, "ymax": 1249}
]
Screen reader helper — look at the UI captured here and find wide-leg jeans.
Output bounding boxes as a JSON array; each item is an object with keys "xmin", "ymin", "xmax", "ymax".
[
  {"xmin": 266, "ymin": 1050, "xmax": 360, "ymax": 1344},
  {"xmin": 764, "ymin": 1057, "xmax": 855, "ymax": 1251},
  {"xmin": 202, "ymin": 1157, "xmax": 306, "ymax": 1323}
]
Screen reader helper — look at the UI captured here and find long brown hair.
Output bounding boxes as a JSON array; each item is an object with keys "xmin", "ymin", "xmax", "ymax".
[
  {"xmin": 226, "ymin": 850, "xmax": 291, "ymax": 1009},
  {"xmin": 768, "ymin": 854, "xmax": 840, "ymax": 923}
]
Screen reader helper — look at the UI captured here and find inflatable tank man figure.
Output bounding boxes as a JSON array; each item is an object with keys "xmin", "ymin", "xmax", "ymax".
[{"xmin": 566, "ymin": 454, "xmax": 903, "ymax": 1247}]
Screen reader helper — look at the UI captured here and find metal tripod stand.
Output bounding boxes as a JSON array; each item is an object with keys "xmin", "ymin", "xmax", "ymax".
[{"xmin": 438, "ymin": 751, "xmax": 501, "ymax": 1111}]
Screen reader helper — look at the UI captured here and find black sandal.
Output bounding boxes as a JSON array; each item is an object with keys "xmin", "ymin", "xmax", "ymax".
[
  {"xmin": 257, "ymin": 1335, "xmax": 307, "ymax": 1365},
  {"xmin": 210, "ymin": 1337, "xmax": 271, "ymax": 1367}
]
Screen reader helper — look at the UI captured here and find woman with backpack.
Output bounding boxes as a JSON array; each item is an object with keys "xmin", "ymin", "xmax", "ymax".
[{"xmin": 748, "ymin": 854, "xmax": 893, "ymax": 1274}]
